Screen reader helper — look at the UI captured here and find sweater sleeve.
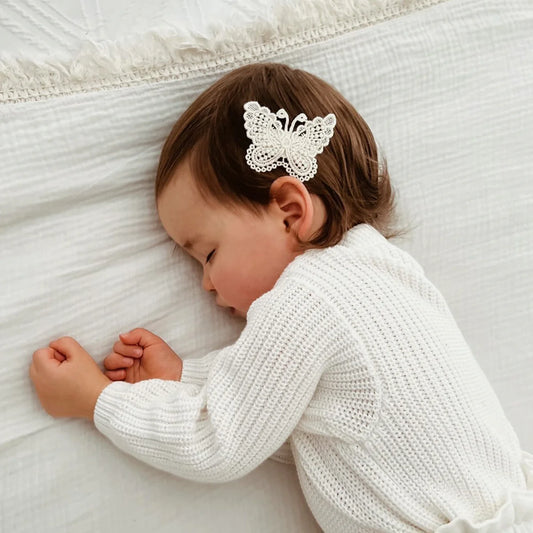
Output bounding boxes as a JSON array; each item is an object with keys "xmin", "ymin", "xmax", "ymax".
[
  {"xmin": 180, "ymin": 349, "xmax": 221, "ymax": 386},
  {"xmin": 269, "ymin": 439, "xmax": 295, "ymax": 465},
  {"xmin": 94, "ymin": 280, "xmax": 345, "ymax": 483},
  {"xmin": 181, "ymin": 348, "xmax": 295, "ymax": 465}
]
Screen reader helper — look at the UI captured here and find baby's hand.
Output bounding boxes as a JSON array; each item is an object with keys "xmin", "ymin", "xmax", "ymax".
[
  {"xmin": 104, "ymin": 328, "xmax": 182, "ymax": 383},
  {"xmin": 29, "ymin": 337, "xmax": 111, "ymax": 419}
]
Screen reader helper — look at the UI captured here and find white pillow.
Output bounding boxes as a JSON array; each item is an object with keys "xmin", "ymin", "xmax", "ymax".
[{"xmin": 1, "ymin": 0, "xmax": 532, "ymax": 531}]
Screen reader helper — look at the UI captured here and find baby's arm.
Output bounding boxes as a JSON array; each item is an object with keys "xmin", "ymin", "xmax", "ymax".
[
  {"xmin": 105, "ymin": 334, "xmax": 294, "ymax": 464},
  {"xmin": 106, "ymin": 329, "xmax": 294, "ymax": 464},
  {"xmin": 93, "ymin": 281, "xmax": 344, "ymax": 483}
]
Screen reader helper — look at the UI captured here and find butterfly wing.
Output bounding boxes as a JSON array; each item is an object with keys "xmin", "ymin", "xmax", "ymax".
[
  {"xmin": 287, "ymin": 114, "xmax": 336, "ymax": 180},
  {"xmin": 292, "ymin": 114, "xmax": 336, "ymax": 156},
  {"xmin": 244, "ymin": 102, "xmax": 285, "ymax": 171}
]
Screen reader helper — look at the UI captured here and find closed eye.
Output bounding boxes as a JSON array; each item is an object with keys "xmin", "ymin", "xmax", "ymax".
[{"xmin": 206, "ymin": 249, "xmax": 215, "ymax": 264}]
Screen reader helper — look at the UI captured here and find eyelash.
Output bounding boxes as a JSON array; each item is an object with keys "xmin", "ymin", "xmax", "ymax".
[{"xmin": 171, "ymin": 243, "xmax": 213, "ymax": 264}]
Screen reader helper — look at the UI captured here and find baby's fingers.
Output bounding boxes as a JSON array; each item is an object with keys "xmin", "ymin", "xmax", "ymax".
[
  {"xmin": 103, "ymin": 352, "xmax": 134, "ymax": 371},
  {"xmin": 113, "ymin": 341, "xmax": 143, "ymax": 358},
  {"xmin": 105, "ymin": 369, "xmax": 127, "ymax": 381}
]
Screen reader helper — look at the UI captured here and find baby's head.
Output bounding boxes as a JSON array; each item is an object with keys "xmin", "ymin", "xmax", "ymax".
[{"xmin": 155, "ymin": 62, "xmax": 399, "ymax": 317}]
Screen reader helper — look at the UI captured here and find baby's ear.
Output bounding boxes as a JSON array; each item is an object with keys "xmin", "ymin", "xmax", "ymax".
[{"xmin": 269, "ymin": 176, "xmax": 315, "ymax": 241}]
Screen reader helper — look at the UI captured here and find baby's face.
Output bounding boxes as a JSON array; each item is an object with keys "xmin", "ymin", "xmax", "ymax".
[{"xmin": 157, "ymin": 158, "xmax": 301, "ymax": 318}]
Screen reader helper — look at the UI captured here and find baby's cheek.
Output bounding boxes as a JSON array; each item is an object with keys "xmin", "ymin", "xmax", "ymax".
[{"xmin": 218, "ymin": 268, "xmax": 258, "ymax": 310}]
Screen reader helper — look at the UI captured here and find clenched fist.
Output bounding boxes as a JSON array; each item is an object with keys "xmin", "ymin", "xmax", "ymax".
[
  {"xmin": 29, "ymin": 337, "xmax": 111, "ymax": 419},
  {"xmin": 104, "ymin": 328, "xmax": 182, "ymax": 383}
]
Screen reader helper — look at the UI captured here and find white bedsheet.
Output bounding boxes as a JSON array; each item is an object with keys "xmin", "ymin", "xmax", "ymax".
[{"xmin": 1, "ymin": 0, "xmax": 532, "ymax": 531}]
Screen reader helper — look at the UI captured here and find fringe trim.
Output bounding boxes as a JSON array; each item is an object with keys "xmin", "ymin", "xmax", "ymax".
[{"xmin": 0, "ymin": 0, "xmax": 447, "ymax": 104}]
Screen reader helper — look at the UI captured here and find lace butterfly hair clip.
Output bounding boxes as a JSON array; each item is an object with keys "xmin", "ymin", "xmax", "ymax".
[{"xmin": 243, "ymin": 101, "xmax": 336, "ymax": 182}]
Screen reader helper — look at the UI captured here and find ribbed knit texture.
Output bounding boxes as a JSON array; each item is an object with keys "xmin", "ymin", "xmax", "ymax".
[{"xmin": 94, "ymin": 224, "xmax": 533, "ymax": 532}]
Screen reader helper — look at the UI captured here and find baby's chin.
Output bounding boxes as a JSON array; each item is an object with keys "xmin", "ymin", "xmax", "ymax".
[{"xmin": 230, "ymin": 307, "xmax": 247, "ymax": 320}]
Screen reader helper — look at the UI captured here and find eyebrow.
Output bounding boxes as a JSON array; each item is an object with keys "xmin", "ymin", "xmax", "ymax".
[
  {"xmin": 173, "ymin": 238, "xmax": 196, "ymax": 257},
  {"xmin": 182, "ymin": 235, "xmax": 202, "ymax": 251},
  {"xmin": 183, "ymin": 238, "xmax": 196, "ymax": 250}
]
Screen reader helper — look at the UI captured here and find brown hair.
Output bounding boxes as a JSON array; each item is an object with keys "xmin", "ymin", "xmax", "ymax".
[{"xmin": 155, "ymin": 62, "xmax": 407, "ymax": 249}]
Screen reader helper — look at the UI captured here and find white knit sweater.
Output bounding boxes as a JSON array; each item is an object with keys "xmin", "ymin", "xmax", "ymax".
[{"xmin": 94, "ymin": 224, "xmax": 533, "ymax": 532}]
